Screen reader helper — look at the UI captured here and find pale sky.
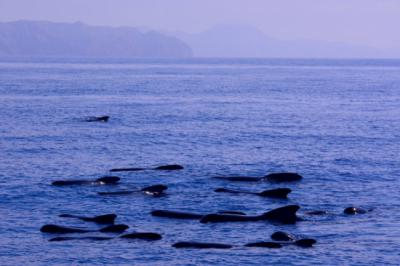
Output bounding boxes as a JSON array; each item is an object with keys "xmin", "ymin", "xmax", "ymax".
[{"xmin": 1, "ymin": 0, "xmax": 399, "ymax": 50}]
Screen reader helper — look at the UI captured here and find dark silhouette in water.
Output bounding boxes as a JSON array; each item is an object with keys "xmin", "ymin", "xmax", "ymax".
[
  {"xmin": 268, "ymin": 231, "xmax": 316, "ymax": 248},
  {"xmin": 173, "ymin": 242, "xmax": 233, "ymax": 249},
  {"xmin": 271, "ymin": 231, "xmax": 296, "ymax": 242},
  {"xmin": 151, "ymin": 210, "xmax": 204, "ymax": 219},
  {"xmin": 172, "ymin": 239, "xmax": 316, "ymax": 249},
  {"xmin": 98, "ymin": 184, "xmax": 167, "ymax": 196},
  {"xmin": 40, "ymin": 224, "xmax": 129, "ymax": 234},
  {"xmin": 59, "ymin": 214, "xmax": 117, "ymax": 224},
  {"xmin": 265, "ymin": 173, "xmax": 302, "ymax": 182},
  {"xmin": 245, "ymin": 242, "xmax": 283, "ymax": 248},
  {"xmin": 213, "ymin": 176, "xmax": 262, "ymax": 182},
  {"xmin": 52, "ymin": 176, "xmax": 120, "ymax": 186},
  {"xmin": 48, "ymin": 232, "xmax": 162, "ymax": 241},
  {"xmin": 218, "ymin": 210, "xmax": 246, "ymax": 215},
  {"xmin": 343, "ymin": 207, "xmax": 368, "ymax": 215},
  {"xmin": 120, "ymin": 232, "xmax": 162, "ymax": 240},
  {"xmin": 152, "ymin": 205, "xmax": 299, "ymax": 224},
  {"xmin": 85, "ymin": 116, "xmax": 109, "ymax": 122},
  {"xmin": 151, "ymin": 210, "xmax": 247, "ymax": 219},
  {"xmin": 214, "ymin": 172, "xmax": 303, "ymax": 183},
  {"xmin": 110, "ymin": 164, "xmax": 184, "ymax": 172},
  {"xmin": 200, "ymin": 205, "xmax": 300, "ymax": 224},
  {"xmin": 49, "ymin": 236, "xmax": 113, "ymax": 242},
  {"xmin": 214, "ymin": 187, "xmax": 291, "ymax": 199},
  {"xmin": 246, "ymin": 239, "xmax": 316, "ymax": 248}
]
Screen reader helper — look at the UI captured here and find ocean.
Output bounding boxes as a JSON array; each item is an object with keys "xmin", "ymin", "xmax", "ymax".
[{"xmin": 0, "ymin": 57, "xmax": 399, "ymax": 265}]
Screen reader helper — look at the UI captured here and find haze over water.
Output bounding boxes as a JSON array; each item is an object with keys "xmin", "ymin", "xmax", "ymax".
[{"xmin": 0, "ymin": 58, "xmax": 399, "ymax": 265}]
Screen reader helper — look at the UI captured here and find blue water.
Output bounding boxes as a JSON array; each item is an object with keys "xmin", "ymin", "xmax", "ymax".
[{"xmin": 0, "ymin": 58, "xmax": 399, "ymax": 265}]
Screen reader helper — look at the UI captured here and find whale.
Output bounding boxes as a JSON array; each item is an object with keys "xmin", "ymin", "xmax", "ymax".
[
  {"xmin": 271, "ymin": 231, "xmax": 296, "ymax": 241},
  {"xmin": 98, "ymin": 184, "xmax": 167, "ymax": 196},
  {"xmin": 214, "ymin": 172, "xmax": 303, "ymax": 183},
  {"xmin": 48, "ymin": 232, "xmax": 162, "ymax": 242},
  {"xmin": 343, "ymin": 207, "xmax": 368, "ymax": 215},
  {"xmin": 59, "ymin": 214, "xmax": 116, "ymax": 224},
  {"xmin": 246, "ymin": 239, "xmax": 316, "ymax": 248},
  {"xmin": 200, "ymin": 205, "xmax": 300, "ymax": 224},
  {"xmin": 151, "ymin": 209, "xmax": 248, "ymax": 220},
  {"xmin": 265, "ymin": 173, "xmax": 303, "ymax": 182},
  {"xmin": 85, "ymin": 116, "xmax": 109, "ymax": 122},
  {"xmin": 151, "ymin": 210, "xmax": 204, "ymax": 219},
  {"xmin": 214, "ymin": 187, "xmax": 291, "ymax": 199},
  {"xmin": 218, "ymin": 211, "xmax": 246, "ymax": 215},
  {"xmin": 110, "ymin": 164, "xmax": 183, "ymax": 172},
  {"xmin": 269, "ymin": 231, "xmax": 316, "ymax": 247},
  {"xmin": 172, "ymin": 242, "xmax": 233, "ymax": 249},
  {"xmin": 49, "ymin": 236, "xmax": 113, "ymax": 242},
  {"xmin": 52, "ymin": 176, "xmax": 120, "ymax": 186},
  {"xmin": 120, "ymin": 232, "xmax": 162, "ymax": 240},
  {"xmin": 245, "ymin": 242, "xmax": 282, "ymax": 248},
  {"xmin": 213, "ymin": 176, "xmax": 262, "ymax": 182},
  {"xmin": 40, "ymin": 224, "xmax": 129, "ymax": 234}
]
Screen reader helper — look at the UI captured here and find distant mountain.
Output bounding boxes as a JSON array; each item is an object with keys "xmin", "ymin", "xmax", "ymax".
[
  {"xmin": 0, "ymin": 20, "xmax": 193, "ymax": 58},
  {"xmin": 173, "ymin": 24, "xmax": 387, "ymax": 58}
]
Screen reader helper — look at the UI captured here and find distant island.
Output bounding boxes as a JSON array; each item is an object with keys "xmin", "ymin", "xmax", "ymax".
[
  {"xmin": 0, "ymin": 20, "xmax": 193, "ymax": 58},
  {"xmin": 172, "ymin": 24, "xmax": 387, "ymax": 58},
  {"xmin": 0, "ymin": 21, "xmax": 392, "ymax": 59}
]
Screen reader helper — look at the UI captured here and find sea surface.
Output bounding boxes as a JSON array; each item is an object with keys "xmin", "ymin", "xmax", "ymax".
[{"xmin": 0, "ymin": 57, "xmax": 399, "ymax": 265}]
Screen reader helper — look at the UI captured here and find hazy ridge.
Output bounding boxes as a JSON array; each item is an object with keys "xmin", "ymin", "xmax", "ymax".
[
  {"xmin": 173, "ymin": 24, "xmax": 387, "ymax": 58},
  {"xmin": 0, "ymin": 20, "xmax": 193, "ymax": 58}
]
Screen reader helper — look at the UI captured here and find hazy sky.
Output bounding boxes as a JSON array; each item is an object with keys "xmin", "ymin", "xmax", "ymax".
[{"xmin": 1, "ymin": 0, "xmax": 399, "ymax": 49}]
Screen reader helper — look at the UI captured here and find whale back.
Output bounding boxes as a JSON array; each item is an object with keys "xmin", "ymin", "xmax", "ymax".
[
  {"xmin": 141, "ymin": 184, "xmax": 168, "ymax": 195},
  {"xmin": 262, "ymin": 205, "xmax": 300, "ymax": 224},
  {"xmin": 151, "ymin": 210, "xmax": 203, "ymax": 219},
  {"xmin": 120, "ymin": 232, "xmax": 162, "ymax": 240},
  {"xmin": 258, "ymin": 188, "xmax": 292, "ymax": 198},
  {"xmin": 154, "ymin": 164, "xmax": 184, "ymax": 170},
  {"xmin": 264, "ymin": 173, "xmax": 303, "ymax": 182},
  {"xmin": 96, "ymin": 176, "xmax": 120, "ymax": 184},
  {"xmin": 173, "ymin": 242, "xmax": 232, "ymax": 249}
]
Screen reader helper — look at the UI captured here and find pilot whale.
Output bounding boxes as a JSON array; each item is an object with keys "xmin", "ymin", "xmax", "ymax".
[
  {"xmin": 98, "ymin": 184, "xmax": 167, "ymax": 196},
  {"xmin": 120, "ymin": 232, "xmax": 162, "ymax": 240},
  {"xmin": 52, "ymin": 176, "xmax": 120, "ymax": 186},
  {"xmin": 85, "ymin": 116, "xmax": 109, "ymax": 122},
  {"xmin": 245, "ymin": 239, "xmax": 316, "ymax": 248},
  {"xmin": 214, "ymin": 188, "xmax": 291, "ymax": 199},
  {"xmin": 40, "ymin": 224, "xmax": 129, "ymax": 234},
  {"xmin": 59, "ymin": 214, "xmax": 117, "ymax": 224},
  {"xmin": 110, "ymin": 164, "xmax": 184, "ymax": 172},
  {"xmin": 214, "ymin": 172, "xmax": 303, "ymax": 183},
  {"xmin": 200, "ymin": 205, "xmax": 300, "ymax": 224},
  {"xmin": 173, "ymin": 242, "xmax": 233, "ymax": 249}
]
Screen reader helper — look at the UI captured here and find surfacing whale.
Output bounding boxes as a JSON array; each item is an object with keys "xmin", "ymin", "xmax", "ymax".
[
  {"xmin": 49, "ymin": 236, "xmax": 113, "ymax": 242},
  {"xmin": 52, "ymin": 176, "xmax": 120, "ymax": 186},
  {"xmin": 40, "ymin": 224, "xmax": 129, "ymax": 234},
  {"xmin": 110, "ymin": 164, "xmax": 183, "ymax": 172},
  {"xmin": 151, "ymin": 210, "xmax": 204, "ymax": 219},
  {"xmin": 245, "ymin": 239, "xmax": 316, "ymax": 248},
  {"xmin": 98, "ymin": 184, "xmax": 167, "ymax": 196},
  {"xmin": 85, "ymin": 116, "xmax": 109, "ymax": 122},
  {"xmin": 200, "ymin": 205, "xmax": 300, "ymax": 224},
  {"xmin": 343, "ymin": 207, "xmax": 369, "ymax": 215},
  {"xmin": 214, "ymin": 172, "xmax": 303, "ymax": 183},
  {"xmin": 214, "ymin": 187, "xmax": 291, "ymax": 199},
  {"xmin": 120, "ymin": 232, "xmax": 162, "ymax": 240},
  {"xmin": 59, "ymin": 214, "xmax": 116, "ymax": 224},
  {"xmin": 173, "ymin": 242, "xmax": 233, "ymax": 249},
  {"xmin": 151, "ymin": 209, "xmax": 248, "ymax": 220}
]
